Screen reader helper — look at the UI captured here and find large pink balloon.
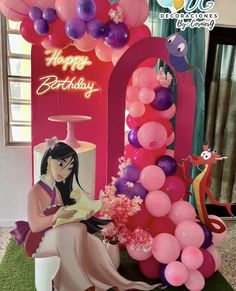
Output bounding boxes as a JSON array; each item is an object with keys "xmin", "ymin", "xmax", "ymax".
[
  {"xmin": 32, "ymin": 0, "xmax": 55, "ymax": 9},
  {"xmin": 145, "ymin": 191, "xmax": 171, "ymax": 217},
  {"xmin": 128, "ymin": 101, "xmax": 145, "ymax": 118},
  {"xmin": 175, "ymin": 220, "xmax": 205, "ymax": 249},
  {"xmin": 161, "ymin": 176, "xmax": 186, "ymax": 203},
  {"xmin": 0, "ymin": 0, "xmax": 32, "ymax": 21},
  {"xmin": 132, "ymin": 67, "xmax": 158, "ymax": 89},
  {"xmin": 119, "ymin": 0, "xmax": 149, "ymax": 27},
  {"xmin": 140, "ymin": 165, "xmax": 166, "ymax": 191},
  {"xmin": 198, "ymin": 249, "xmax": 215, "ymax": 278},
  {"xmin": 127, "ymin": 244, "xmax": 152, "ymax": 261},
  {"xmin": 55, "ymin": 0, "xmax": 77, "ymax": 21},
  {"xmin": 208, "ymin": 215, "xmax": 227, "ymax": 246},
  {"xmin": 74, "ymin": 33, "xmax": 98, "ymax": 52},
  {"xmin": 168, "ymin": 201, "xmax": 196, "ymax": 225},
  {"xmin": 139, "ymin": 256, "xmax": 160, "ymax": 279},
  {"xmin": 112, "ymin": 45, "xmax": 129, "ymax": 66},
  {"xmin": 152, "ymin": 233, "xmax": 181, "ymax": 264},
  {"xmin": 181, "ymin": 246, "xmax": 204, "ymax": 270},
  {"xmin": 185, "ymin": 270, "xmax": 205, "ymax": 291},
  {"xmin": 207, "ymin": 245, "xmax": 222, "ymax": 271},
  {"xmin": 95, "ymin": 41, "xmax": 113, "ymax": 62},
  {"xmin": 138, "ymin": 122, "xmax": 167, "ymax": 150},
  {"xmin": 165, "ymin": 261, "xmax": 188, "ymax": 287},
  {"xmin": 126, "ymin": 86, "xmax": 140, "ymax": 102}
]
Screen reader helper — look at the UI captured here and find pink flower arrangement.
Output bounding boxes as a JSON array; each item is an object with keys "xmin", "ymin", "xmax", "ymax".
[{"xmin": 157, "ymin": 67, "xmax": 173, "ymax": 88}]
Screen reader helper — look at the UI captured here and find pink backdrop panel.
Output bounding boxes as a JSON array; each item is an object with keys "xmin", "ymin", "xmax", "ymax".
[
  {"xmin": 107, "ymin": 37, "xmax": 196, "ymax": 179},
  {"xmin": 31, "ymin": 45, "xmax": 114, "ymax": 195}
]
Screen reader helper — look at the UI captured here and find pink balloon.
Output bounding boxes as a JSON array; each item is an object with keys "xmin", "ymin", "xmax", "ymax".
[
  {"xmin": 139, "ymin": 88, "xmax": 155, "ymax": 104},
  {"xmin": 132, "ymin": 67, "xmax": 158, "ymax": 89},
  {"xmin": 74, "ymin": 33, "xmax": 98, "ymax": 52},
  {"xmin": 152, "ymin": 233, "xmax": 181, "ymax": 264},
  {"xmin": 119, "ymin": 0, "xmax": 149, "ymax": 27},
  {"xmin": 128, "ymin": 101, "xmax": 145, "ymax": 118},
  {"xmin": 95, "ymin": 41, "xmax": 113, "ymax": 62},
  {"xmin": 208, "ymin": 215, "xmax": 227, "ymax": 246},
  {"xmin": 157, "ymin": 104, "xmax": 176, "ymax": 120},
  {"xmin": 0, "ymin": 0, "xmax": 31, "ymax": 21},
  {"xmin": 139, "ymin": 256, "xmax": 160, "ymax": 279},
  {"xmin": 198, "ymin": 249, "xmax": 215, "ymax": 278},
  {"xmin": 145, "ymin": 191, "xmax": 171, "ymax": 217},
  {"xmin": 165, "ymin": 261, "xmax": 188, "ymax": 287},
  {"xmin": 41, "ymin": 39, "xmax": 57, "ymax": 50},
  {"xmin": 127, "ymin": 244, "xmax": 152, "ymax": 261},
  {"xmin": 164, "ymin": 149, "xmax": 175, "ymax": 158},
  {"xmin": 138, "ymin": 122, "xmax": 167, "ymax": 150},
  {"xmin": 181, "ymin": 246, "xmax": 204, "ymax": 270},
  {"xmin": 166, "ymin": 131, "xmax": 175, "ymax": 146},
  {"xmin": 126, "ymin": 86, "xmax": 140, "ymax": 102},
  {"xmin": 112, "ymin": 45, "xmax": 129, "ymax": 66},
  {"xmin": 32, "ymin": 0, "xmax": 55, "ymax": 9},
  {"xmin": 140, "ymin": 165, "xmax": 166, "ymax": 191},
  {"xmin": 126, "ymin": 114, "xmax": 139, "ymax": 129},
  {"xmin": 168, "ymin": 201, "xmax": 196, "ymax": 225},
  {"xmin": 161, "ymin": 176, "xmax": 186, "ymax": 203},
  {"xmin": 175, "ymin": 220, "xmax": 205, "ymax": 249},
  {"xmin": 207, "ymin": 245, "xmax": 222, "ymax": 271},
  {"xmin": 185, "ymin": 270, "xmax": 205, "ymax": 291},
  {"xmin": 55, "ymin": 0, "xmax": 77, "ymax": 21}
]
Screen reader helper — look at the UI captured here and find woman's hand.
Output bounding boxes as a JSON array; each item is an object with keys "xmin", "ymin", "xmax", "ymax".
[{"xmin": 52, "ymin": 206, "xmax": 77, "ymax": 225}]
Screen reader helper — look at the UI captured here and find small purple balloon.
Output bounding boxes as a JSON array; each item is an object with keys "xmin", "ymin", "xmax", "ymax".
[
  {"xmin": 29, "ymin": 7, "xmax": 42, "ymax": 21},
  {"xmin": 151, "ymin": 87, "xmax": 174, "ymax": 111},
  {"xmin": 128, "ymin": 128, "xmax": 142, "ymax": 148},
  {"xmin": 65, "ymin": 18, "xmax": 86, "ymax": 40},
  {"xmin": 115, "ymin": 178, "xmax": 129, "ymax": 194},
  {"xmin": 123, "ymin": 165, "xmax": 140, "ymax": 182},
  {"xmin": 104, "ymin": 21, "xmax": 129, "ymax": 49},
  {"xmin": 86, "ymin": 19, "xmax": 107, "ymax": 39},
  {"xmin": 34, "ymin": 19, "xmax": 49, "ymax": 35},
  {"xmin": 198, "ymin": 222, "xmax": 213, "ymax": 249},
  {"xmin": 42, "ymin": 8, "xmax": 57, "ymax": 23},
  {"xmin": 128, "ymin": 183, "xmax": 147, "ymax": 199},
  {"xmin": 155, "ymin": 155, "xmax": 177, "ymax": 176},
  {"xmin": 77, "ymin": 0, "xmax": 96, "ymax": 21}
]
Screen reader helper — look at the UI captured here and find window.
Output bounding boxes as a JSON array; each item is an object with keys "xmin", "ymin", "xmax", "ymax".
[{"xmin": 0, "ymin": 16, "xmax": 31, "ymax": 145}]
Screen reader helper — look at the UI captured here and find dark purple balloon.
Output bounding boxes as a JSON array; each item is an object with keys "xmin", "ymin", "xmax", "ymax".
[
  {"xmin": 34, "ymin": 19, "xmax": 49, "ymax": 35},
  {"xmin": 128, "ymin": 128, "xmax": 142, "ymax": 148},
  {"xmin": 159, "ymin": 264, "xmax": 174, "ymax": 287},
  {"xmin": 115, "ymin": 178, "xmax": 129, "ymax": 194},
  {"xmin": 86, "ymin": 19, "xmax": 107, "ymax": 39},
  {"xmin": 77, "ymin": 0, "xmax": 96, "ymax": 21},
  {"xmin": 42, "ymin": 8, "xmax": 57, "ymax": 23},
  {"xmin": 65, "ymin": 18, "xmax": 86, "ymax": 40},
  {"xmin": 151, "ymin": 87, "xmax": 174, "ymax": 111},
  {"xmin": 123, "ymin": 165, "xmax": 140, "ymax": 182},
  {"xmin": 128, "ymin": 183, "xmax": 147, "ymax": 199},
  {"xmin": 155, "ymin": 155, "xmax": 177, "ymax": 176},
  {"xmin": 29, "ymin": 7, "xmax": 42, "ymax": 21},
  {"xmin": 104, "ymin": 21, "xmax": 129, "ymax": 48},
  {"xmin": 198, "ymin": 222, "xmax": 213, "ymax": 249}
]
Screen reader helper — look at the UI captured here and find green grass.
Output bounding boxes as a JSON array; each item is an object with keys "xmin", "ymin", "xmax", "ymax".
[{"xmin": 0, "ymin": 240, "xmax": 234, "ymax": 291}]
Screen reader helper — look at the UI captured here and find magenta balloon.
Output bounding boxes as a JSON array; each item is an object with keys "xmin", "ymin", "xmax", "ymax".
[
  {"xmin": 20, "ymin": 17, "xmax": 45, "ymax": 44},
  {"xmin": 127, "ymin": 244, "xmax": 152, "ymax": 261},
  {"xmin": 139, "ymin": 256, "xmax": 160, "ymax": 279},
  {"xmin": 161, "ymin": 176, "xmax": 186, "ymax": 203},
  {"xmin": 145, "ymin": 191, "xmax": 171, "ymax": 217},
  {"xmin": 168, "ymin": 201, "xmax": 196, "ymax": 225},
  {"xmin": 181, "ymin": 246, "xmax": 204, "ymax": 270},
  {"xmin": 140, "ymin": 165, "xmax": 166, "ymax": 192},
  {"xmin": 185, "ymin": 270, "xmax": 205, "ymax": 291},
  {"xmin": 165, "ymin": 261, "xmax": 188, "ymax": 287},
  {"xmin": 198, "ymin": 249, "xmax": 215, "ymax": 278}
]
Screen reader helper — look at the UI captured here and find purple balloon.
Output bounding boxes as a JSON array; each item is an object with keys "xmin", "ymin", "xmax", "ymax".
[
  {"xmin": 104, "ymin": 21, "xmax": 129, "ymax": 48},
  {"xmin": 198, "ymin": 222, "xmax": 213, "ymax": 249},
  {"xmin": 128, "ymin": 183, "xmax": 147, "ymax": 199},
  {"xmin": 65, "ymin": 18, "xmax": 86, "ymax": 40},
  {"xmin": 128, "ymin": 128, "xmax": 142, "ymax": 148},
  {"xmin": 123, "ymin": 165, "xmax": 140, "ymax": 182},
  {"xmin": 77, "ymin": 0, "xmax": 96, "ymax": 21},
  {"xmin": 34, "ymin": 19, "xmax": 49, "ymax": 35},
  {"xmin": 42, "ymin": 8, "xmax": 57, "ymax": 23},
  {"xmin": 115, "ymin": 178, "xmax": 129, "ymax": 194},
  {"xmin": 29, "ymin": 7, "xmax": 42, "ymax": 21},
  {"xmin": 151, "ymin": 87, "xmax": 174, "ymax": 111},
  {"xmin": 86, "ymin": 19, "xmax": 107, "ymax": 39},
  {"xmin": 155, "ymin": 155, "xmax": 177, "ymax": 176}
]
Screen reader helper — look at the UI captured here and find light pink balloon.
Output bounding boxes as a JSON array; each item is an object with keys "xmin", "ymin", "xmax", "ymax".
[
  {"xmin": 208, "ymin": 215, "xmax": 227, "ymax": 246},
  {"xmin": 165, "ymin": 261, "xmax": 188, "ymax": 286},
  {"xmin": 145, "ymin": 190, "xmax": 171, "ymax": 217},
  {"xmin": 95, "ymin": 41, "xmax": 113, "ymax": 62},
  {"xmin": 41, "ymin": 39, "xmax": 57, "ymax": 50},
  {"xmin": 166, "ymin": 131, "xmax": 175, "ymax": 146},
  {"xmin": 0, "ymin": 0, "xmax": 31, "ymax": 21},
  {"xmin": 132, "ymin": 67, "xmax": 158, "ymax": 89},
  {"xmin": 168, "ymin": 201, "xmax": 196, "ymax": 225},
  {"xmin": 207, "ymin": 245, "xmax": 222, "ymax": 271},
  {"xmin": 164, "ymin": 149, "xmax": 175, "ymax": 158},
  {"xmin": 157, "ymin": 103, "xmax": 176, "ymax": 120},
  {"xmin": 119, "ymin": 0, "xmax": 149, "ymax": 27},
  {"xmin": 126, "ymin": 100, "xmax": 131, "ymax": 110},
  {"xmin": 140, "ymin": 165, "xmax": 166, "ymax": 191},
  {"xmin": 32, "ymin": 0, "xmax": 55, "ymax": 9},
  {"xmin": 175, "ymin": 220, "xmax": 205, "ymax": 249},
  {"xmin": 127, "ymin": 244, "xmax": 152, "ymax": 261},
  {"xmin": 124, "ymin": 130, "xmax": 129, "ymax": 146},
  {"xmin": 185, "ymin": 270, "xmax": 205, "ymax": 291},
  {"xmin": 55, "ymin": 0, "xmax": 77, "ymax": 21},
  {"xmin": 126, "ymin": 86, "xmax": 140, "ymax": 102},
  {"xmin": 138, "ymin": 122, "xmax": 167, "ymax": 150},
  {"xmin": 112, "ymin": 45, "xmax": 129, "ymax": 66},
  {"xmin": 138, "ymin": 87, "xmax": 155, "ymax": 104},
  {"xmin": 181, "ymin": 246, "xmax": 204, "ymax": 270},
  {"xmin": 74, "ymin": 33, "xmax": 98, "ymax": 52},
  {"xmin": 128, "ymin": 101, "xmax": 145, "ymax": 118},
  {"xmin": 152, "ymin": 234, "xmax": 181, "ymax": 264}
]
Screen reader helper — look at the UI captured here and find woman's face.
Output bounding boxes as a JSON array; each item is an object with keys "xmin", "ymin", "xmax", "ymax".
[{"xmin": 48, "ymin": 156, "xmax": 74, "ymax": 183}]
